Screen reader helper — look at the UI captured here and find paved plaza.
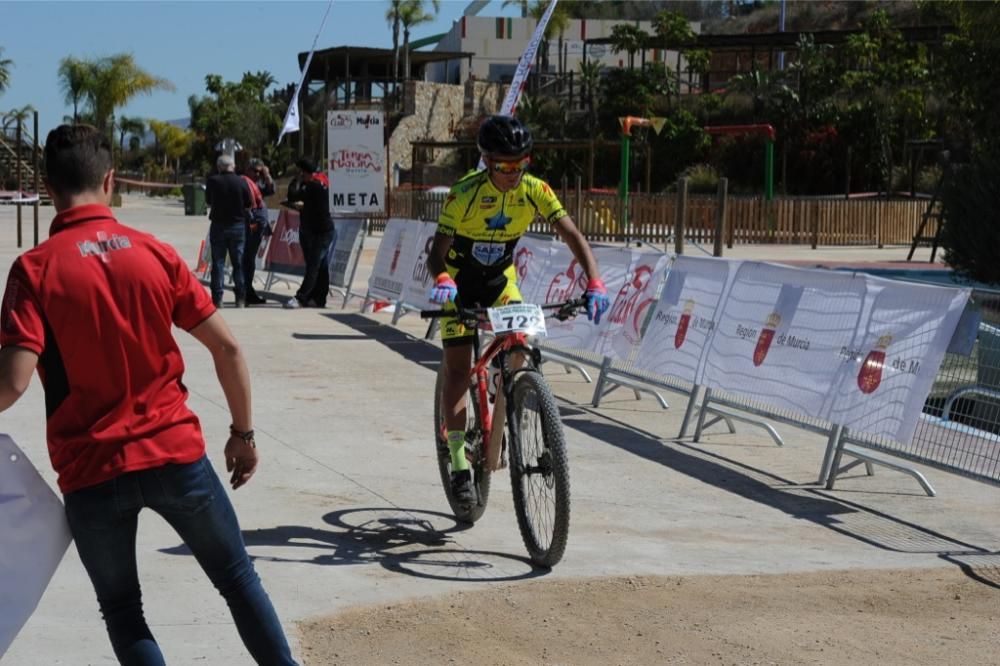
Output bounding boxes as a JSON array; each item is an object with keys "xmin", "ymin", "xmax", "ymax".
[{"xmin": 1, "ymin": 196, "xmax": 998, "ymax": 664}]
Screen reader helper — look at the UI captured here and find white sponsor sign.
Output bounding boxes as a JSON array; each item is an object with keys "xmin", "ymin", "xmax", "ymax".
[
  {"xmin": 514, "ymin": 234, "xmax": 557, "ymax": 305},
  {"xmin": 636, "ymin": 255, "xmax": 736, "ymax": 385},
  {"xmin": 327, "ymin": 111, "xmax": 385, "ymax": 213},
  {"xmin": 328, "ymin": 217, "xmax": 366, "ymax": 289},
  {"xmin": 398, "ymin": 221, "xmax": 440, "ymax": 310},
  {"xmin": 700, "ymin": 261, "xmax": 868, "ymax": 418},
  {"xmin": 826, "ymin": 277, "xmax": 970, "ymax": 445},
  {"xmin": 595, "ymin": 250, "xmax": 672, "ymax": 361},
  {"xmin": 367, "ymin": 218, "xmax": 424, "ymax": 301},
  {"xmin": 543, "ymin": 246, "xmax": 630, "ymax": 352},
  {"xmin": 0, "ymin": 435, "xmax": 71, "ymax": 658}
]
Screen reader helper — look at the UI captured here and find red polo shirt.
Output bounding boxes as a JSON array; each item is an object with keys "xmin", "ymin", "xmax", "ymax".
[{"xmin": 0, "ymin": 204, "xmax": 217, "ymax": 493}]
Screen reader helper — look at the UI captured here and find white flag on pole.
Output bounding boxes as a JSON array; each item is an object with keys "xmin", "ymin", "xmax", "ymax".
[
  {"xmin": 499, "ymin": 0, "xmax": 559, "ymax": 116},
  {"xmin": 277, "ymin": 0, "xmax": 334, "ymax": 146}
]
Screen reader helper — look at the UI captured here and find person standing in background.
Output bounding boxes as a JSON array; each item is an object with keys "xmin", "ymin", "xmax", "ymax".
[
  {"xmin": 282, "ymin": 158, "xmax": 334, "ymax": 309},
  {"xmin": 241, "ymin": 159, "xmax": 275, "ymax": 305},
  {"xmin": 205, "ymin": 154, "xmax": 251, "ymax": 308},
  {"xmin": 0, "ymin": 124, "xmax": 298, "ymax": 665}
]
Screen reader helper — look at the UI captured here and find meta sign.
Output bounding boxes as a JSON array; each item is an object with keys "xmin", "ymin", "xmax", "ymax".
[{"xmin": 327, "ymin": 110, "xmax": 385, "ymax": 214}]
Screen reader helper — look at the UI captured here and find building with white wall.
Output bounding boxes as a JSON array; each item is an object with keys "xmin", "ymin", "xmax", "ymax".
[{"xmin": 428, "ymin": 15, "xmax": 698, "ymax": 85}]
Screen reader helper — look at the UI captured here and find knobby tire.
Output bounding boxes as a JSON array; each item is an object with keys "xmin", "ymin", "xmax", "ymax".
[{"xmin": 508, "ymin": 370, "xmax": 570, "ymax": 567}]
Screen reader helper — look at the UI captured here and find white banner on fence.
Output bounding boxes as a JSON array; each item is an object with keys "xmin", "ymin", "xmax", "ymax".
[
  {"xmin": 513, "ymin": 234, "xmax": 557, "ymax": 306},
  {"xmin": 636, "ymin": 255, "xmax": 737, "ymax": 385},
  {"xmin": 595, "ymin": 249, "xmax": 672, "ymax": 361},
  {"xmin": 0, "ymin": 435, "xmax": 72, "ymax": 658},
  {"xmin": 328, "ymin": 217, "xmax": 366, "ymax": 289},
  {"xmin": 367, "ymin": 218, "xmax": 424, "ymax": 301},
  {"xmin": 543, "ymin": 246, "xmax": 631, "ymax": 351},
  {"xmin": 826, "ymin": 277, "xmax": 970, "ymax": 445},
  {"xmin": 327, "ymin": 110, "xmax": 385, "ymax": 213},
  {"xmin": 700, "ymin": 261, "xmax": 869, "ymax": 419},
  {"xmin": 397, "ymin": 221, "xmax": 440, "ymax": 310}
]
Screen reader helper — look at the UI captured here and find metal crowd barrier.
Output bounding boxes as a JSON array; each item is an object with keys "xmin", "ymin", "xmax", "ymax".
[
  {"xmin": 372, "ymin": 220, "xmax": 999, "ymax": 498},
  {"xmin": 840, "ymin": 288, "xmax": 1000, "ymax": 489}
]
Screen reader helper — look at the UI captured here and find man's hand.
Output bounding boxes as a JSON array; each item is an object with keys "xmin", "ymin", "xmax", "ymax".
[
  {"xmin": 584, "ymin": 278, "xmax": 610, "ymax": 325},
  {"xmin": 225, "ymin": 434, "xmax": 258, "ymax": 490},
  {"xmin": 429, "ymin": 272, "xmax": 458, "ymax": 304}
]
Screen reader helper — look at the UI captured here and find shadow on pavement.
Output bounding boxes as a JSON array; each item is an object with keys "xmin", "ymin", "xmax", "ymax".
[
  {"xmin": 322, "ymin": 312, "xmax": 441, "ymax": 371},
  {"xmin": 161, "ymin": 507, "xmax": 548, "ymax": 582},
  {"xmin": 562, "ymin": 407, "xmax": 1000, "ymax": 563},
  {"xmin": 320, "ymin": 311, "xmax": 1000, "ymax": 573}
]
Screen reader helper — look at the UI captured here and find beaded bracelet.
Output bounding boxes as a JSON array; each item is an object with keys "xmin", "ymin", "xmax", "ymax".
[{"xmin": 229, "ymin": 426, "xmax": 256, "ymax": 447}]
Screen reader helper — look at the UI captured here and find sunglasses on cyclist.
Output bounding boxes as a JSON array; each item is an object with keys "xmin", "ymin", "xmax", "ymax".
[{"xmin": 488, "ymin": 157, "xmax": 531, "ymax": 174}]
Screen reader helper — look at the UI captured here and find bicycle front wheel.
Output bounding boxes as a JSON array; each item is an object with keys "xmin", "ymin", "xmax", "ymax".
[
  {"xmin": 434, "ymin": 367, "xmax": 491, "ymax": 524},
  {"xmin": 508, "ymin": 370, "xmax": 570, "ymax": 567}
]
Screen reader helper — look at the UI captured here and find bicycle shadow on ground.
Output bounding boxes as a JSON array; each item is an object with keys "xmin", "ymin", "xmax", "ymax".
[
  {"xmin": 160, "ymin": 507, "xmax": 548, "ymax": 582},
  {"xmin": 322, "ymin": 313, "xmax": 441, "ymax": 371},
  {"xmin": 560, "ymin": 407, "xmax": 1000, "ymax": 564},
  {"xmin": 318, "ymin": 312, "xmax": 1000, "ymax": 583}
]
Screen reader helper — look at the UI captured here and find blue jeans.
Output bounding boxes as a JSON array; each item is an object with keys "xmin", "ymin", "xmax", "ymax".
[
  {"xmin": 210, "ymin": 223, "xmax": 246, "ymax": 303},
  {"xmin": 64, "ymin": 456, "xmax": 297, "ymax": 666}
]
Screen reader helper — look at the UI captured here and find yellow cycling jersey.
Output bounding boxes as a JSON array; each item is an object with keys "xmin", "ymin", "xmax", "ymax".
[{"xmin": 436, "ymin": 170, "xmax": 567, "ymax": 276}]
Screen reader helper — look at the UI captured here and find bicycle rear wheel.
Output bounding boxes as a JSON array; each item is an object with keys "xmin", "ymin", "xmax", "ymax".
[
  {"xmin": 508, "ymin": 370, "xmax": 570, "ymax": 567},
  {"xmin": 434, "ymin": 367, "xmax": 491, "ymax": 523}
]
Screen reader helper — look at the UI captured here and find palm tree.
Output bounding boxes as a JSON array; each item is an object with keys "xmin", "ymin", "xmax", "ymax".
[
  {"xmin": 398, "ymin": 0, "xmax": 440, "ymax": 83},
  {"xmin": 58, "ymin": 57, "xmax": 95, "ymax": 123},
  {"xmin": 0, "ymin": 48, "xmax": 13, "ymax": 96},
  {"xmin": 2, "ymin": 104, "xmax": 35, "ymax": 132},
  {"xmin": 386, "ymin": 0, "xmax": 404, "ymax": 92},
  {"xmin": 242, "ymin": 70, "xmax": 277, "ymax": 102},
  {"xmin": 528, "ymin": 1, "xmax": 570, "ymax": 78},
  {"xmin": 578, "ymin": 59, "xmax": 602, "ymax": 133},
  {"xmin": 117, "ymin": 116, "xmax": 146, "ymax": 157},
  {"xmin": 609, "ymin": 24, "xmax": 649, "ymax": 70},
  {"xmin": 85, "ymin": 54, "xmax": 174, "ymax": 133}
]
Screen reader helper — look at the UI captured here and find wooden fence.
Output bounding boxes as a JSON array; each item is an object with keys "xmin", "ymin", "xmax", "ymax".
[{"xmin": 374, "ymin": 190, "xmax": 931, "ymax": 248}]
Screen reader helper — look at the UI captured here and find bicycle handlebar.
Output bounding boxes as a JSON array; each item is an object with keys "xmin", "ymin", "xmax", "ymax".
[{"xmin": 420, "ymin": 297, "xmax": 588, "ymax": 323}]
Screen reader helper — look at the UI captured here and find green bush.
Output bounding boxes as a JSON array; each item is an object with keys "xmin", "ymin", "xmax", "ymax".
[{"xmin": 679, "ymin": 163, "xmax": 719, "ymax": 193}]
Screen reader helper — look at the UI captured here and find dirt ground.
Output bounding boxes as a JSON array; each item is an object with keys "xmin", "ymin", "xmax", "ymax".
[{"xmin": 298, "ymin": 568, "xmax": 1000, "ymax": 665}]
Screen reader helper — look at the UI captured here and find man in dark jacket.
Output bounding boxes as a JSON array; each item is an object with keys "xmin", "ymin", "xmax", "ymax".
[
  {"xmin": 205, "ymin": 154, "xmax": 251, "ymax": 307},
  {"xmin": 282, "ymin": 158, "xmax": 335, "ymax": 309}
]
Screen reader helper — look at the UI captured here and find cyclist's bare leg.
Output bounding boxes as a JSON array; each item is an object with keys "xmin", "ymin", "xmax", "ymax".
[
  {"xmin": 442, "ymin": 343, "xmax": 473, "ymax": 433},
  {"xmin": 441, "ymin": 343, "xmax": 475, "ymax": 480}
]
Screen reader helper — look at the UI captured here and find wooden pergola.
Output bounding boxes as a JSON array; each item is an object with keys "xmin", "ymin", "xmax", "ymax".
[{"xmin": 294, "ymin": 45, "xmax": 473, "ymax": 153}]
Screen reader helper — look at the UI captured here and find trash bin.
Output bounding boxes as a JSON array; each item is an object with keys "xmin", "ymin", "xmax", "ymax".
[{"xmin": 182, "ymin": 183, "xmax": 206, "ymax": 216}]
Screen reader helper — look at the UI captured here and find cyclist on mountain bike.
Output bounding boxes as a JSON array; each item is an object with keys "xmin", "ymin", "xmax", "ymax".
[{"xmin": 426, "ymin": 115, "xmax": 610, "ymax": 504}]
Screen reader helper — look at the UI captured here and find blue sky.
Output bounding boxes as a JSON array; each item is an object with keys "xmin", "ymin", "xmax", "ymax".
[{"xmin": 1, "ymin": 0, "xmax": 521, "ymax": 138}]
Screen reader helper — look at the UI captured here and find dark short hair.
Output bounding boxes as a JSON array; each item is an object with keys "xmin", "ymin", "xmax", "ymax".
[
  {"xmin": 44, "ymin": 124, "xmax": 113, "ymax": 196},
  {"xmin": 296, "ymin": 158, "xmax": 318, "ymax": 174}
]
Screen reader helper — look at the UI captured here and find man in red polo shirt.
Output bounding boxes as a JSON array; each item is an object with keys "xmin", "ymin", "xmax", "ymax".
[{"xmin": 0, "ymin": 125, "xmax": 297, "ymax": 665}]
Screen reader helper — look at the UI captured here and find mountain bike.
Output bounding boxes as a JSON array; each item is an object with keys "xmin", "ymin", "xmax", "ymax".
[{"xmin": 421, "ymin": 298, "xmax": 585, "ymax": 568}]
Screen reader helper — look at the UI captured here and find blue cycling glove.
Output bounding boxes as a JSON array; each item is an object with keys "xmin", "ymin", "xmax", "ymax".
[
  {"xmin": 585, "ymin": 278, "xmax": 610, "ymax": 325},
  {"xmin": 429, "ymin": 272, "xmax": 458, "ymax": 304}
]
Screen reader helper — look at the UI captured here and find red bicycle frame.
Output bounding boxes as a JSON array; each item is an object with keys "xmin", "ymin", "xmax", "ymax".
[{"xmin": 472, "ymin": 330, "xmax": 529, "ymax": 464}]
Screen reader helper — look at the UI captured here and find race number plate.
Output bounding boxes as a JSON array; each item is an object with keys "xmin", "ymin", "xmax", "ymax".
[{"xmin": 487, "ymin": 303, "xmax": 547, "ymax": 337}]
